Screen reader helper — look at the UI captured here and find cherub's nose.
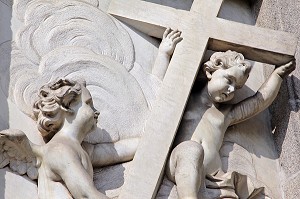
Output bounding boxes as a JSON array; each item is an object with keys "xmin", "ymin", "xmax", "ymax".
[{"xmin": 227, "ymin": 85, "xmax": 235, "ymax": 94}]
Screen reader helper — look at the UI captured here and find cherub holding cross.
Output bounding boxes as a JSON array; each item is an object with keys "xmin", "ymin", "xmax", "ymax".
[{"xmin": 166, "ymin": 50, "xmax": 296, "ymax": 199}]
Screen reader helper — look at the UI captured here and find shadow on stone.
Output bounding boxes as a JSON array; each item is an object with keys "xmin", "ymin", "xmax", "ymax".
[
  {"xmin": 143, "ymin": 0, "xmax": 193, "ymax": 11},
  {"xmin": 0, "ymin": 0, "xmax": 12, "ymax": 131},
  {"xmin": 271, "ymin": 75, "xmax": 300, "ymax": 157},
  {"xmin": 250, "ymin": 0, "xmax": 263, "ymax": 23}
]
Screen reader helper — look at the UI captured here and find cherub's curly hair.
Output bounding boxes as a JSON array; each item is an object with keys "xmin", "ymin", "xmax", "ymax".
[
  {"xmin": 204, "ymin": 50, "xmax": 252, "ymax": 75},
  {"xmin": 33, "ymin": 79, "xmax": 82, "ymax": 141}
]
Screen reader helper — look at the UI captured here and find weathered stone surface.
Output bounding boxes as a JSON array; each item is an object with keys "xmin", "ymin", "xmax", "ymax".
[
  {"xmin": 0, "ymin": 1, "xmax": 11, "ymax": 131},
  {"xmin": 0, "ymin": 168, "xmax": 37, "ymax": 199},
  {"xmin": 254, "ymin": 0, "xmax": 300, "ymax": 198},
  {"xmin": 283, "ymin": 172, "xmax": 300, "ymax": 199}
]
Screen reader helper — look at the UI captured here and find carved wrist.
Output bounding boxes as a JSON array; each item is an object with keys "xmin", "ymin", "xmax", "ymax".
[{"xmin": 157, "ymin": 50, "xmax": 172, "ymax": 58}]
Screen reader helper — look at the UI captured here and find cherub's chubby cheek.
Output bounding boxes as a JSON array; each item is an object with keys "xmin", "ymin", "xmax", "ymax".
[
  {"xmin": 207, "ymin": 81, "xmax": 227, "ymax": 101},
  {"xmin": 208, "ymin": 87, "xmax": 235, "ymax": 103}
]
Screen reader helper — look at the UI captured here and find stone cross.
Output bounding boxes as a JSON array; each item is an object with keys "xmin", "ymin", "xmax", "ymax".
[{"xmin": 109, "ymin": 1, "xmax": 297, "ymax": 198}]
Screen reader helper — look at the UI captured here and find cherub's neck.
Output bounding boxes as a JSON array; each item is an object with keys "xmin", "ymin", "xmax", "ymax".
[
  {"xmin": 199, "ymin": 85, "xmax": 216, "ymax": 108},
  {"xmin": 55, "ymin": 125, "xmax": 89, "ymax": 144}
]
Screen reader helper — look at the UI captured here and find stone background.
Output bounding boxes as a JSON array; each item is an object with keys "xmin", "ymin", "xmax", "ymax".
[{"xmin": 253, "ymin": 0, "xmax": 300, "ymax": 198}]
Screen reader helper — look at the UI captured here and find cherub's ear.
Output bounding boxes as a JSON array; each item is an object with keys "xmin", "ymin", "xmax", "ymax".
[{"xmin": 205, "ymin": 71, "xmax": 212, "ymax": 80}]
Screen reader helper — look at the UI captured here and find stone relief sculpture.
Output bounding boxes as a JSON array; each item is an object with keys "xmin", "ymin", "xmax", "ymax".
[
  {"xmin": 0, "ymin": 0, "xmax": 182, "ymax": 196},
  {"xmin": 163, "ymin": 51, "xmax": 296, "ymax": 199},
  {"xmin": 1, "ymin": 79, "xmax": 110, "ymax": 198},
  {"xmin": 0, "ymin": 0, "xmax": 296, "ymax": 198}
]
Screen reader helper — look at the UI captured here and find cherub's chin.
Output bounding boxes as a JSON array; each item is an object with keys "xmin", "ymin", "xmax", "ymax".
[{"xmin": 87, "ymin": 123, "xmax": 97, "ymax": 134}]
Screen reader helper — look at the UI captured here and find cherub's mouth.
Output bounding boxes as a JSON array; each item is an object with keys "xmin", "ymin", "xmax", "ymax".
[
  {"xmin": 94, "ymin": 111, "xmax": 100, "ymax": 122},
  {"xmin": 94, "ymin": 116, "xmax": 99, "ymax": 122},
  {"xmin": 222, "ymin": 93, "xmax": 228, "ymax": 99}
]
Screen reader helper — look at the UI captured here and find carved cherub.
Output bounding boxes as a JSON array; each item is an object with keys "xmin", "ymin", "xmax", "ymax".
[
  {"xmin": 1, "ymin": 79, "xmax": 109, "ymax": 199},
  {"xmin": 166, "ymin": 50, "xmax": 296, "ymax": 199}
]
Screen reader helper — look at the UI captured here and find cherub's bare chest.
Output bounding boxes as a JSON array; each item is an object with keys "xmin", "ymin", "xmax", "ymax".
[{"xmin": 39, "ymin": 143, "xmax": 93, "ymax": 180}]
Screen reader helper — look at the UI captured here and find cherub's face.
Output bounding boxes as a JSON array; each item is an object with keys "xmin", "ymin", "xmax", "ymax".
[
  {"xmin": 69, "ymin": 85, "xmax": 99, "ymax": 134},
  {"xmin": 207, "ymin": 64, "xmax": 250, "ymax": 103}
]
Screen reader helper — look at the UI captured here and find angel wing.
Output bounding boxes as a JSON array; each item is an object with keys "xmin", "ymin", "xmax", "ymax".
[
  {"xmin": 0, "ymin": 129, "xmax": 38, "ymax": 180},
  {"xmin": 3, "ymin": 0, "xmax": 157, "ymax": 145}
]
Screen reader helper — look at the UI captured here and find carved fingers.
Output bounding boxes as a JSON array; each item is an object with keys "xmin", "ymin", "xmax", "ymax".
[
  {"xmin": 163, "ymin": 27, "xmax": 171, "ymax": 39},
  {"xmin": 160, "ymin": 28, "xmax": 183, "ymax": 56},
  {"xmin": 275, "ymin": 58, "xmax": 296, "ymax": 78}
]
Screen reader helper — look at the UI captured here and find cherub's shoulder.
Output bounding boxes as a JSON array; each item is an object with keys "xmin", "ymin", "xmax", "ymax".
[
  {"xmin": 41, "ymin": 142, "xmax": 81, "ymax": 170},
  {"xmin": 42, "ymin": 140, "xmax": 77, "ymax": 159}
]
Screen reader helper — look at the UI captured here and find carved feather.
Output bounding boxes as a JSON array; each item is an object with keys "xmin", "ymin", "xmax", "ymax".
[{"xmin": 0, "ymin": 129, "xmax": 38, "ymax": 180}]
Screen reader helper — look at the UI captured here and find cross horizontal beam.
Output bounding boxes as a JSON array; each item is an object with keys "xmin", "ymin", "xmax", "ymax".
[
  {"xmin": 210, "ymin": 18, "xmax": 297, "ymax": 65},
  {"xmin": 109, "ymin": 0, "xmax": 297, "ymax": 65},
  {"xmin": 109, "ymin": 0, "xmax": 185, "ymax": 37}
]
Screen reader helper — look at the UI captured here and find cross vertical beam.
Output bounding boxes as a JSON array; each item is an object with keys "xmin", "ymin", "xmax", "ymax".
[{"xmin": 191, "ymin": 0, "xmax": 223, "ymax": 16}]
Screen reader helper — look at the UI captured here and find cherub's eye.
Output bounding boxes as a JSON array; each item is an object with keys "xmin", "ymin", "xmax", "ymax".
[
  {"xmin": 44, "ymin": 112, "xmax": 54, "ymax": 118},
  {"xmin": 225, "ymin": 77, "xmax": 232, "ymax": 84},
  {"xmin": 241, "ymin": 63, "xmax": 247, "ymax": 67}
]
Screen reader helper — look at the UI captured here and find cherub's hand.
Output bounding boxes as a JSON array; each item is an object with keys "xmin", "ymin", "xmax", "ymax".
[
  {"xmin": 274, "ymin": 59, "xmax": 296, "ymax": 78},
  {"xmin": 159, "ymin": 28, "xmax": 183, "ymax": 56}
]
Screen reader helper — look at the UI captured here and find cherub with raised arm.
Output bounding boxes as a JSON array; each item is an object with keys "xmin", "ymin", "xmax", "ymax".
[
  {"xmin": 1, "ymin": 79, "xmax": 109, "ymax": 199},
  {"xmin": 166, "ymin": 50, "xmax": 296, "ymax": 199}
]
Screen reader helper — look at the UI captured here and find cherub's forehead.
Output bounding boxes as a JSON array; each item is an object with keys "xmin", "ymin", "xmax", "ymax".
[
  {"xmin": 81, "ymin": 86, "xmax": 92, "ymax": 101},
  {"xmin": 226, "ymin": 66, "xmax": 249, "ymax": 86}
]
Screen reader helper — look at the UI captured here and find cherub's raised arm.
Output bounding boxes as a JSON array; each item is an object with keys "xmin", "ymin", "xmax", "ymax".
[
  {"xmin": 229, "ymin": 60, "xmax": 296, "ymax": 125},
  {"xmin": 83, "ymin": 137, "xmax": 139, "ymax": 167},
  {"xmin": 152, "ymin": 28, "xmax": 182, "ymax": 80}
]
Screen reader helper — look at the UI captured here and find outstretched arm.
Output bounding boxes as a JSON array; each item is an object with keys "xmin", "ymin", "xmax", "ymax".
[
  {"xmin": 152, "ymin": 28, "xmax": 182, "ymax": 80},
  {"xmin": 83, "ymin": 137, "xmax": 139, "ymax": 167},
  {"xmin": 229, "ymin": 60, "xmax": 296, "ymax": 125}
]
